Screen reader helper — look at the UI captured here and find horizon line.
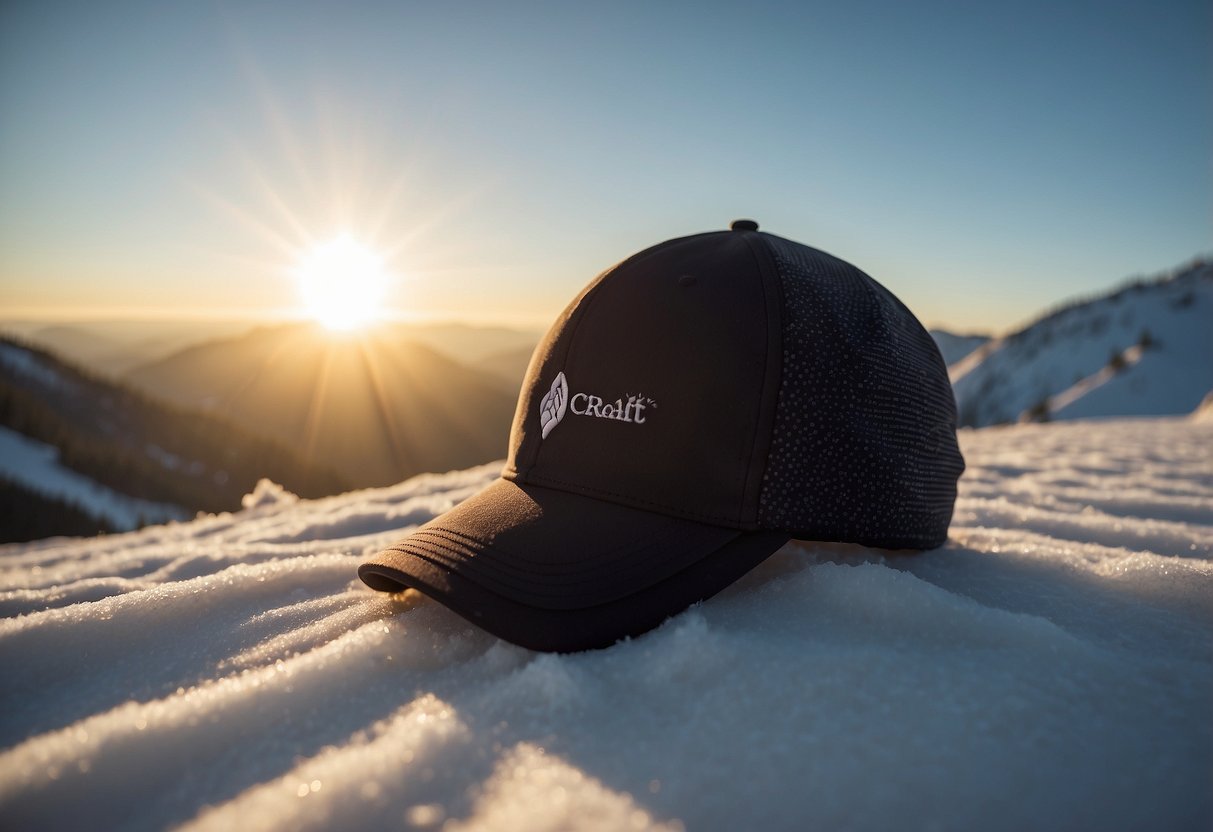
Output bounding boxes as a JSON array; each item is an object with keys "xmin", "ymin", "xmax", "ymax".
[{"xmin": 0, "ymin": 306, "xmax": 552, "ymax": 331}]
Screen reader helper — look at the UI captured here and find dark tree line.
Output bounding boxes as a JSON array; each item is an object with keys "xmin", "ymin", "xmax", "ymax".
[{"xmin": 0, "ymin": 477, "xmax": 114, "ymax": 543}]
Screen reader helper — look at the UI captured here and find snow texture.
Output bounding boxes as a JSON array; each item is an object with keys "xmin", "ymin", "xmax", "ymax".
[
  {"xmin": 0, "ymin": 426, "xmax": 188, "ymax": 530},
  {"xmin": 951, "ymin": 262, "xmax": 1212, "ymax": 426},
  {"xmin": 0, "ymin": 420, "xmax": 1210, "ymax": 831}
]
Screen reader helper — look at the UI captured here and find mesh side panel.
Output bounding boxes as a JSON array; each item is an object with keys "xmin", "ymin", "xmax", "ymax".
[{"xmin": 757, "ymin": 236, "xmax": 964, "ymax": 548}]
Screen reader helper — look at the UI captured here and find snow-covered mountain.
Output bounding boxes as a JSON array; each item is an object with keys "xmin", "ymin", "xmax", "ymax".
[
  {"xmin": 929, "ymin": 330, "xmax": 991, "ymax": 367},
  {"xmin": 0, "ymin": 417, "xmax": 1208, "ymax": 830},
  {"xmin": 0, "ymin": 424, "xmax": 187, "ymax": 533},
  {"xmin": 951, "ymin": 260, "xmax": 1212, "ymax": 427},
  {"xmin": 0, "ymin": 338, "xmax": 346, "ymax": 542}
]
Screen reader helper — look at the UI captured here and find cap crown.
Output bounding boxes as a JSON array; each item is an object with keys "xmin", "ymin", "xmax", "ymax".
[
  {"xmin": 505, "ymin": 227, "xmax": 963, "ymax": 548},
  {"xmin": 507, "ymin": 231, "xmax": 780, "ymax": 526}
]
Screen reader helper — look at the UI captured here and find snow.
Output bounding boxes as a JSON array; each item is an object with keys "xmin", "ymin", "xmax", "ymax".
[
  {"xmin": 1051, "ymin": 338, "xmax": 1204, "ymax": 421},
  {"xmin": 1194, "ymin": 392, "xmax": 1213, "ymax": 423},
  {"xmin": 1044, "ymin": 345, "xmax": 1144, "ymax": 416},
  {"xmin": 241, "ymin": 478, "xmax": 300, "ymax": 510},
  {"xmin": 929, "ymin": 330, "xmax": 990, "ymax": 367},
  {"xmin": 951, "ymin": 262, "xmax": 1212, "ymax": 426},
  {"xmin": 0, "ymin": 426, "xmax": 188, "ymax": 530},
  {"xmin": 0, "ymin": 420, "xmax": 1209, "ymax": 831}
]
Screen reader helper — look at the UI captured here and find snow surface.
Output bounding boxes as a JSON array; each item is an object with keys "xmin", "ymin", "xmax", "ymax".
[
  {"xmin": 951, "ymin": 262, "xmax": 1212, "ymax": 426},
  {"xmin": 0, "ymin": 419, "xmax": 1210, "ymax": 831},
  {"xmin": 0, "ymin": 426, "xmax": 188, "ymax": 530}
]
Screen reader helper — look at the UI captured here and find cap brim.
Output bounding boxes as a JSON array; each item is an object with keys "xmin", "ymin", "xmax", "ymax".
[{"xmin": 359, "ymin": 478, "xmax": 789, "ymax": 652}]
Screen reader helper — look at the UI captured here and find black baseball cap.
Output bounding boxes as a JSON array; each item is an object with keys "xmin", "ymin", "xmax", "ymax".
[{"xmin": 360, "ymin": 220, "xmax": 964, "ymax": 652}]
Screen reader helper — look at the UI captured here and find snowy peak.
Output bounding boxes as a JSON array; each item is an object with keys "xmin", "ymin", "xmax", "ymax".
[{"xmin": 951, "ymin": 260, "xmax": 1213, "ymax": 427}]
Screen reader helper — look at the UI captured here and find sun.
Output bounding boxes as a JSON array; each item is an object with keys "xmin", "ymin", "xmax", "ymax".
[{"xmin": 293, "ymin": 234, "xmax": 390, "ymax": 331}]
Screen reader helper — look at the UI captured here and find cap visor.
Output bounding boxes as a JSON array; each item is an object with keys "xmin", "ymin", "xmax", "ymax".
[{"xmin": 359, "ymin": 478, "xmax": 788, "ymax": 652}]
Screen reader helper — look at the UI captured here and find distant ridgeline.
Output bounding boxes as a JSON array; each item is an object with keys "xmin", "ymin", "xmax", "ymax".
[
  {"xmin": 0, "ymin": 336, "xmax": 347, "ymax": 543},
  {"xmin": 949, "ymin": 259, "xmax": 1213, "ymax": 428},
  {"xmin": 121, "ymin": 323, "xmax": 518, "ymax": 490}
]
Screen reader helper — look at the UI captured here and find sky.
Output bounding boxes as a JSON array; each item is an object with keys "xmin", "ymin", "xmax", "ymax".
[{"xmin": 0, "ymin": 0, "xmax": 1209, "ymax": 335}]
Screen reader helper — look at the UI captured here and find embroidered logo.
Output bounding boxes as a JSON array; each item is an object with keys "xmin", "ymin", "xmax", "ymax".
[
  {"xmin": 538, "ymin": 371, "xmax": 657, "ymax": 440},
  {"xmin": 570, "ymin": 391, "xmax": 655, "ymax": 423},
  {"xmin": 539, "ymin": 372, "xmax": 569, "ymax": 439}
]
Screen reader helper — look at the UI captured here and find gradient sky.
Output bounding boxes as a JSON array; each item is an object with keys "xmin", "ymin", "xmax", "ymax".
[{"xmin": 1, "ymin": 0, "xmax": 1209, "ymax": 334}]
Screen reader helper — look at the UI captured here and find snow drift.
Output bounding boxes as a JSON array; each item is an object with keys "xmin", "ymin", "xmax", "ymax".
[{"xmin": 0, "ymin": 418, "xmax": 1209, "ymax": 831}]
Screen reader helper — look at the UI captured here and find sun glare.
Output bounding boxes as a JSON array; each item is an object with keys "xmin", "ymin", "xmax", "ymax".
[{"xmin": 294, "ymin": 234, "xmax": 390, "ymax": 331}]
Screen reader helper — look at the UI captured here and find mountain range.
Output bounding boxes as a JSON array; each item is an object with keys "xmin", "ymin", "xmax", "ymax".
[
  {"xmin": 0, "ymin": 337, "xmax": 347, "ymax": 542},
  {"xmin": 7, "ymin": 319, "xmax": 542, "ymax": 385},
  {"xmin": 1, "ymin": 319, "xmax": 259, "ymax": 379},
  {"xmin": 123, "ymin": 324, "xmax": 519, "ymax": 488}
]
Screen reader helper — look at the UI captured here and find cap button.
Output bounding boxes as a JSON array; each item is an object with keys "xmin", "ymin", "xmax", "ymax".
[{"xmin": 730, "ymin": 219, "xmax": 759, "ymax": 232}]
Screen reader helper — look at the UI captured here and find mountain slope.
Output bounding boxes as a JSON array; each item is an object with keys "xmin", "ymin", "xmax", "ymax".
[
  {"xmin": 124, "ymin": 324, "xmax": 518, "ymax": 488},
  {"xmin": 475, "ymin": 344, "xmax": 537, "ymax": 393},
  {"xmin": 18, "ymin": 326, "xmax": 132, "ymax": 377},
  {"xmin": 8, "ymin": 321, "xmax": 261, "ymax": 379},
  {"xmin": 951, "ymin": 260, "xmax": 1212, "ymax": 427},
  {"xmin": 0, "ymin": 338, "xmax": 347, "ymax": 541},
  {"xmin": 0, "ymin": 425, "xmax": 185, "ymax": 533},
  {"xmin": 929, "ymin": 330, "xmax": 990, "ymax": 367}
]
